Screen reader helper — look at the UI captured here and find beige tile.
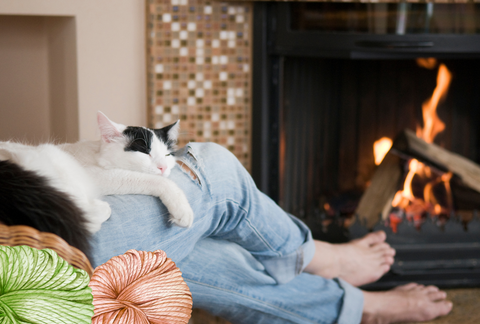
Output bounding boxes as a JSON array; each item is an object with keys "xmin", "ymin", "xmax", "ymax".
[{"xmin": 147, "ymin": 0, "xmax": 252, "ymax": 170}]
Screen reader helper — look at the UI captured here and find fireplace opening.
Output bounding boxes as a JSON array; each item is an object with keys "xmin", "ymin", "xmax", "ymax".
[
  {"xmin": 252, "ymin": 2, "xmax": 480, "ymax": 288},
  {"xmin": 280, "ymin": 57, "xmax": 480, "ymax": 229}
]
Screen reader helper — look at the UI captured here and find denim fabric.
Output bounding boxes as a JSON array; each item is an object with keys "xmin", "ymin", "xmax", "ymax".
[
  {"xmin": 91, "ymin": 143, "xmax": 313, "ymax": 283},
  {"xmin": 336, "ymin": 278, "xmax": 364, "ymax": 324},
  {"xmin": 180, "ymin": 238, "xmax": 363, "ymax": 324},
  {"xmin": 89, "ymin": 142, "xmax": 364, "ymax": 324}
]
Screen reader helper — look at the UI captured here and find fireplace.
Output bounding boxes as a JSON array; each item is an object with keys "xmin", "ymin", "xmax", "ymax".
[{"xmin": 251, "ymin": 2, "xmax": 480, "ymax": 288}]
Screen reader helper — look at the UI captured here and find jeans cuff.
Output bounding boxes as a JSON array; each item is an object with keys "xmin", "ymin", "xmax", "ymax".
[
  {"xmin": 259, "ymin": 215, "xmax": 315, "ymax": 284},
  {"xmin": 335, "ymin": 278, "xmax": 364, "ymax": 324}
]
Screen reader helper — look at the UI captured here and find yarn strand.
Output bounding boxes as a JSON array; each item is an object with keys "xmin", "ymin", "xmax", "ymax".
[
  {"xmin": 0, "ymin": 245, "xmax": 93, "ymax": 324},
  {"xmin": 90, "ymin": 249, "xmax": 192, "ymax": 323}
]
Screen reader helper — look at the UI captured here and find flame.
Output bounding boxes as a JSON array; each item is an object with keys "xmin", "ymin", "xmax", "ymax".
[
  {"xmin": 402, "ymin": 159, "xmax": 420, "ymax": 201},
  {"xmin": 423, "ymin": 182, "xmax": 437, "ymax": 206},
  {"xmin": 442, "ymin": 172, "xmax": 453, "ymax": 210},
  {"xmin": 391, "ymin": 158, "xmax": 420, "ymax": 207},
  {"xmin": 373, "ymin": 137, "xmax": 393, "ymax": 165},
  {"xmin": 388, "ymin": 63, "xmax": 453, "ymax": 228},
  {"xmin": 391, "ymin": 191, "xmax": 403, "ymax": 208},
  {"xmin": 416, "ymin": 57, "xmax": 437, "ymax": 70},
  {"xmin": 419, "ymin": 64, "xmax": 451, "ymax": 143}
]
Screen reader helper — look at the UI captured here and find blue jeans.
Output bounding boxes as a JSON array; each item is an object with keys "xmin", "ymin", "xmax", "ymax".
[{"xmin": 90, "ymin": 143, "xmax": 363, "ymax": 324}]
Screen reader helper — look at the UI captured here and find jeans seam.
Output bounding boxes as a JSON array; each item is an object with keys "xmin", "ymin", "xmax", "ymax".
[
  {"xmin": 186, "ymin": 279, "xmax": 324, "ymax": 324},
  {"xmin": 244, "ymin": 217, "xmax": 282, "ymax": 257},
  {"xmin": 222, "ymin": 198, "xmax": 282, "ymax": 257},
  {"xmin": 295, "ymin": 248, "xmax": 303, "ymax": 275}
]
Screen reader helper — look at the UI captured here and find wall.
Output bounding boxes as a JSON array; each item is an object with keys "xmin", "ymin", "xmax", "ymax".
[
  {"xmin": 0, "ymin": 0, "xmax": 146, "ymax": 142},
  {"xmin": 0, "ymin": 16, "xmax": 53, "ymax": 143},
  {"xmin": 147, "ymin": 0, "xmax": 253, "ymax": 169}
]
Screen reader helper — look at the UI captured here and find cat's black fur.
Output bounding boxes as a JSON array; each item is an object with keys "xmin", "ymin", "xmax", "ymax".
[
  {"xmin": 123, "ymin": 126, "xmax": 154, "ymax": 154},
  {"xmin": 123, "ymin": 123, "xmax": 178, "ymax": 154},
  {"xmin": 0, "ymin": 160, "xmax": 92, "ymax": 260}
]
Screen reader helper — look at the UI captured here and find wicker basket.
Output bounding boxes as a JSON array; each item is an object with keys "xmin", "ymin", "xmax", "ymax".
[{"xmin": 0, "ymin": 223, "xmax": 94, "ymax": 277}]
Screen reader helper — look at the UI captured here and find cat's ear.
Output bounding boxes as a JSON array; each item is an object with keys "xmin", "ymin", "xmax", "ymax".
[
  {"xmin": 97, "ymin": 111, "xmax": 124, "ymax": 143},
  {"xmin": 165, "ymin": 120, "xmax": 180, "ymax": 141},
  {"xmin": 152, "ymin": 120, "xmax": 180, "ymax": 147}
]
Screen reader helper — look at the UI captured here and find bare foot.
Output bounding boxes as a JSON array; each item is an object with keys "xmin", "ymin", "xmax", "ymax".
[
  {"xmin": 361, "ymin": 283, "xmax": 453, "ymax": 323},
  {"xmin": 304, "ymin": 231, "xmax": 395, "ymax": 286}
]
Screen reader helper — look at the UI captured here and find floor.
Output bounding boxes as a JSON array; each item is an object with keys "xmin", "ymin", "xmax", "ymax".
[
  {"xmin": 405, "ymin": 288, "xmax": 480, "ymax": 324},
  {"xmin": 189, "ymin": 309, "xmax": 230, "ymax": 324},
  {"xmin": 190, "ymin": 288, "xmax": 480, "ymax": 324}
]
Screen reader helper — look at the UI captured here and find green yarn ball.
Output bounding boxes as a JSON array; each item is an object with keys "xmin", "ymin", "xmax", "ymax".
[{"xmin": 0, "ymin": 245, "xmax": 94, "ymax": 324}]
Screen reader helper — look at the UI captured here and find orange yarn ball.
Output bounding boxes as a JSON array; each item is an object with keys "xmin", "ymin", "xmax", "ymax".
[{"xmin": 89, "ymin": 249, "xmax": 192, "ymax": 324}]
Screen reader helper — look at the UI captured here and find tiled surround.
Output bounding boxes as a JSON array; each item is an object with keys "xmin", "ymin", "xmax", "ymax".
[{"xmin": 147, "ymin": 0, "xmax": 253, "ymax": 170}]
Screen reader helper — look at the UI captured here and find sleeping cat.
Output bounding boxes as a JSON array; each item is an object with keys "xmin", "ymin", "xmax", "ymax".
[{"xmin": 0, "ymin": 112, "xmax": 194, "ymax": 244}]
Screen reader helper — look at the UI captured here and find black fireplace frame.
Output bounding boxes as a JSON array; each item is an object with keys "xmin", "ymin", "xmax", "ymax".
[
  {"xmin": 251, "ymin": 2, "xmax": 480, "ymax": 289},
  {"xmin": 251, "ymin": 2, "xmax": 480, "ymax": 201}
]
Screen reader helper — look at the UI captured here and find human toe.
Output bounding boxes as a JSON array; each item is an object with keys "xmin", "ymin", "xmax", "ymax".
[
  {"xmin": 439, "ymin": 301, "xmax": 453, "ymax": 315},
  {"xmin": 383, "ymin": 255, "xmax": 394, "ymax": 265},
  {"xmin": 363, "ymin": 231, "xmax": 387, "ymax": 245},
  {"xmin": 394, "ymin": 283, "xmax": 420, "ymax": 291},
  {"xmin": 386, "ymin": 246, "xmax": 396, "ymax": 256},
  {"xmin": 380, "ymin": 264, "xmax": 391, "ymax": 274},
  {"xmin": 423, "ymin": 285, "xmax": 440, "ymax": 293},
  {"xmin": 424, "ymin": 300, "xmax": 452, "ymax": 320},
  {"xmin": 373, "ymin": 242, "xmax": 390, "ymax": 251},
  {"xmin": 428, "ymin": 290, "xmax": 447, "ymax": 301},
  {"xmin": 373, "ymin": 243, "xmax": 396, "ymax": 257}
]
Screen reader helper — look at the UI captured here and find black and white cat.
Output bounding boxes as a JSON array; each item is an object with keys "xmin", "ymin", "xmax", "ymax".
[{"xmin": 0, "ymin": 112, "xmax": 194, "ymax": 243}]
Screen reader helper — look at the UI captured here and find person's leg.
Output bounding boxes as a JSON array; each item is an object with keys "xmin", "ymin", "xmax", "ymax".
[
  {"xmin": 179, "ymin": 238, "xmax": 452, "ymax": 324},
  {"xmin": 90, "ymin": 143, "xmax": 314, "ymax": 284},
  {"xmin": 90, "ymin": 142, "xmax": 394, "ymax": 285},
  {"xmin": 178, "ymin": 238, "xmax": 363, "ymax": 324}
]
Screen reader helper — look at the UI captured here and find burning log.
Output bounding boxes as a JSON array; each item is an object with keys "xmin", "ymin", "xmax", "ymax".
[
  {"xmin": 355, "ymin": 150, "xmax": 402, "ymax": 228},
  {"xmin": 395, "ymin": 129, "xmax": 480, "ymax": 194},
  {"xmin": 356, "ymin": 129, "xmax": 480, "ymax": 228}
]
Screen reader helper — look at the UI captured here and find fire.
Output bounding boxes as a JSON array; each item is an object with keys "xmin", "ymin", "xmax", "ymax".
[
  {"xmin": 401, "ymin": 159, "xmax": 420, "ymax": 201},
  {"xmin": 416, "ymin": 57, "xmax": 437, "ymax": 70},
  {"xmin": 373, "ymin": 137, "xmax": 393, "ymax": 165},
  {"xmin": 381, "ymin": 62, "xmax": 454, "ymax": 230},
  {"xmin": 418, "ymin": 64, "xmax": 451, "ymax": 144}
]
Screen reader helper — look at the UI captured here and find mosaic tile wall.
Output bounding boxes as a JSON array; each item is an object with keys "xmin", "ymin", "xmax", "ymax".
[{"xmin": 147, "ymin": 0, "xmax": 253, "ymax": 170}]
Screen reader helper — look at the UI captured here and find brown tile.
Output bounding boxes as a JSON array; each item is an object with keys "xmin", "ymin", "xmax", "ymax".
[{"xmin": 147, "ymin": 0, "xmax": 252, "ymax": 169}]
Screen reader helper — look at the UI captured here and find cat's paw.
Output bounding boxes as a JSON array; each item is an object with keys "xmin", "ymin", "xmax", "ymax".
[
  {"xmin": 84, "ymin": 199, "xmax": 111, "ymax": 233},
  {"xmin": 169, "ymin": 203, "xmax": 194, "ymax": 228},
  {"xmin": 92, "ymin": 199, "xmax": 111, "ymax": 223}
]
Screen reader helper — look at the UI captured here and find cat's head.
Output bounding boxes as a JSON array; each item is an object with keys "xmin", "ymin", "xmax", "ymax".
[{"xmin": 96, "ymin": 111, "xmax": 179, "ymax": 177}]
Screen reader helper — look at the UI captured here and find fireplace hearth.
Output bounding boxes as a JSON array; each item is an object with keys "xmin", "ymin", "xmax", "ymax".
[{"xmin": 252, "ymin": 2, "xmax": 480, "ymax": 288}]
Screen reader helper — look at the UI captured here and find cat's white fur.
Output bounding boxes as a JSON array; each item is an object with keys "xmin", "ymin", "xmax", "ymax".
[{"xmin": 0, "ymin": 112, "xmax": 194, "ymax": 233}]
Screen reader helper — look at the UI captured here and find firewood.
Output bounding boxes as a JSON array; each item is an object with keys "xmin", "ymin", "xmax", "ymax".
[
  {"xmin": 355, "ymin": 151, "xmax": 402, "ymax": 228},
  {"xmin": 356, "ymin": 128, "xmax": 480, "ymax": 229},
  {"xmin": 395, "ymin": 129, "xmax": 480, "ymax": 194}
]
